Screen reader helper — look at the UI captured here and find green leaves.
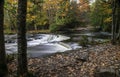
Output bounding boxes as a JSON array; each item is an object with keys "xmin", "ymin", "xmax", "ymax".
[{"xmin": 90, "ymin": 0, "xmax": 112, "ymax": 32}]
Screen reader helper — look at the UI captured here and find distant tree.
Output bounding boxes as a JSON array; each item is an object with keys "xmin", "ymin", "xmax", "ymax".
[
  {"xmin": 78, "ymin": 0, "xmax": 90, "ymax": 24},
  {"xmin": 111, "ymin": 0, "xmax": 120, "ymax": 44},
  {"xmin": 90, "ymin": 0, "xmax": 120, "ymax": 44},
  {"xmin": 4, "ymin": 0, "xmax": 18, "ymax": 32},
  {"xmin": 17, "ymin": 0, "xmax": 28, "ymax": 77},
  {"xmin": 90, "ymin": 0, "xmax": 112, "ymax": 31},
  {"xmin": 0, "ymin": 0, "xmax": 8, "ymax": 77}
]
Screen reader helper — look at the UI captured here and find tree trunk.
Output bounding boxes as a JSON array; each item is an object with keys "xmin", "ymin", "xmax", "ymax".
[
  {"xmin": 118, "ymin": 24, "xmax": 120, "ymax": 44},
  {"xmin": 111, "ymin": 0, "xmax": 120, "ymax": 45},
  {"xmin": 111, "ymin": 0, "xmax": 117, "ymax": 45},
  {"xmin": 34, "ymin": 24, "xmax": 38, "ymax": 32},
  {"xmin": 17, "ymin": 0, "xmax": 28, "ymax": 77},
  {"xmin": 8, "ymin": 12, "xmax": 16, "ymax": 32},
  {"xmin": 0, "ymin": 0, "xmax": 8, "ymax": 77},
  {"xmin": 117, "ymin": 1, "xmax": 120, "ymax": 44}
]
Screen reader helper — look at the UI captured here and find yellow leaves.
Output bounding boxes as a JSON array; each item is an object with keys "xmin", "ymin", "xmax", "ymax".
[
  {"xmin": 31, "ymin": 16, "xmax": 36, "ymax": 19},
  {"xmin": 107, "ymin": 9, "xmax": 112, "ymax": 14},
  {"xmin": 61, "ymin": 13, "xmax": 66, "ymax": 16},
  {"xmin": 27, "ymin": 8, "xmax": 32, "ymax": 12},
  {"xmin": 57, "ymin": 6, "xmax": 60, "ymax": 9},
  {"xmin": 103, "ymin": 3, "xmax": 110, "ymax": 8},
  {"xmin": 44, "ymin": 0, "xmax": 60, "ymax": 10},
  {"xmin": 5, "ymin": 0, "xmax": 18, "ymax": 10},
  {"xmin": 27, "ymin": 1, "xmax": 33, "ymax": 8},
  {"xmin": 8, "ymin": 0, "xmax": 17, "ymax": 4},
  {"xmin": 59, "ymin": 0, "xmax": 63, "ymax": 2},
  {"xmin": 43, "ymin": 0, "xmax": 70, "ymax": 19},
  {"xmin": 65, "ymin": 8, "xmax": 69, "ymax": 12},
  {"xmin": 27, "ymin": 1, "xmax": 34, "ymax": 12},
  {"xmin": 8, "ymin": 0, "xmax": 14, "ymax": 3},
  {"xmin": 104, "ymin": 9, "xmax": 112, "ymax": 14},
  {"xmin": 27, "ymin": 14, "xmax": 36, "ymax": 22},
  {"xmin": 44, "ymin": 0, "xmax": 70, "ymax": 10},
  {"xmin": 43, "ymin": 21, "xmax": 47, "ymax": 25},
  {"xmin": 70, "ymin": 7, "xmax": 73, "ymax": 9},
  {"xmin": 43, "ymin": 6, "xmax": 47, "ymax": 9},
  {"xmin": 27, "ymin": 14, "xmax": 30, "ymax": 17},
  {"xmin": 37, "ymin": 20, "xmax": 48, "ymax": 26},
  {"xmin": 65, "ymin": 2, "xmax": 69, "ymax": 6},
  {"xmin": 104, "ymin": 17, "xmax": 112, "ymax": 23}
]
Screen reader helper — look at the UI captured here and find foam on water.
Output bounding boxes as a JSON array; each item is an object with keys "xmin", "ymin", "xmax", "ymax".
[{"xmin": 5, "ymin": 34, "xmax": 80, "ymax": 57}]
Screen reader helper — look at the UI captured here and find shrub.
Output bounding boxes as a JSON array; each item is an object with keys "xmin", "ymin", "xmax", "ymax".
[
  {"xmin": 79, "ymin": 36, "xmax": 89, "ymax": 47},
  {"xmin": 50, "ymin": 23, "xmax": 61, "ymax": 32},
  {"xmin": 49, "ymin": 20, "xmax": 66, "ymax": 32},
  {"xmin": 6, "ymin": 54, "xmax": 15, "ymax": 63}
]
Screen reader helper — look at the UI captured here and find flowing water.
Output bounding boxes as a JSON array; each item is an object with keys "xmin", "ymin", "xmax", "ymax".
[
  {"xmin": 5, "ymin": 31, "xmax": 111, "ymax": 57},
  {"xmin": 5, "ymin": 34, "xmax": 81, "ymax": 57}
]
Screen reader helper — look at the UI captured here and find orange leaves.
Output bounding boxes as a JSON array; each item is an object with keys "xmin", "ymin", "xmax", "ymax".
[{"xmin": 78, "ymin": 0, "xmax": 90, "ymax": 12}]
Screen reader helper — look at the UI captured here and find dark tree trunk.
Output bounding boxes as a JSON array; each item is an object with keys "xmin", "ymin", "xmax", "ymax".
[
  {"xmin": 111, "ymin": 0, "xmax": 120, "ymax": 45},
  {"xmin": 118, "ymin": 3, "xmax": 120, "ymax": 44},
  {"xmin": 111, "ymin": 0, "xmax": 117, "ymax": 44},
  {"xmin": 0, "ymin": 0, "xmax": 8, "ymax": 77},
  {"xmin": 17, "ymin": 0, "xmax": 28, "ymax": 77}
]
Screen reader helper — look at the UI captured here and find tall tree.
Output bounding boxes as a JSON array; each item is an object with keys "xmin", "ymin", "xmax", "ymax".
[
  {"xmin": 111, "ymin": 0, "xmax": 117, "ymax": 44},
  {"xmin": 4, "ymin": 0, "xmax": 18, "ymax": 32},
  {"xmin": 17, "ymin": 0, "xmax": 28, "ymax": 76},
  {"xmin": 0, "ymin": 0, "xmax": 8, "ymax": 77},
  {"xmin": 111, "ymin": 0, "xmax": 120, "ymax": 44}
]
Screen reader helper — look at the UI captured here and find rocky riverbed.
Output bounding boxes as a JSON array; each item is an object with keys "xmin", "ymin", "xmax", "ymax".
[{"xmin": 8, "ymin": 43, "xmax": 120, "ymax": 77}]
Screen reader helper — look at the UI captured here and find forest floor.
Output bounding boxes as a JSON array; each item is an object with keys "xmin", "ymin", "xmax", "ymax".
[{"xmin": 8, "ymin": 43, "xmax": 120, "ymax": 77}]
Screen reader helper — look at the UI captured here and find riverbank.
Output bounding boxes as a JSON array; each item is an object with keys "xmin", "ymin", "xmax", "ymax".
[
  {"xmin": 4, "ymin": 30, "xmax": 50, "ymax": 35},
  {"xmin": 8, "ymin": 43, "xmax": 120, "ymax": 77}
]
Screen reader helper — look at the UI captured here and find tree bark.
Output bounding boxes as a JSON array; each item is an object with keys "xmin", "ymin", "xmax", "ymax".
[
  {"xmin": 17, "ymin": 0, "xmax": 28, "ymax": 77},
  {"xmin": 0, "ymin": 0, "xmax": 8, "ymax": 77},
  {"xmin": 117, "ymin": 1, "xmax": 120, "ymax": 44},
  {"xmin": 111, "ymin": 0, "xmax": 120, "ymax": 45},
  {"xmin": 111, "ymin": 0, "xmax": 117, "ymax": 44}
]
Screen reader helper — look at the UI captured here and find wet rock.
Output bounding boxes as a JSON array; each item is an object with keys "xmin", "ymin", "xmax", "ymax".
[
  {"xmin": 76, "ymin": 52, "xmax": 89, "ymax": 62},
  {"xmin": 94, "ymin": 68, "xmax": 120, "ymax": 77}
]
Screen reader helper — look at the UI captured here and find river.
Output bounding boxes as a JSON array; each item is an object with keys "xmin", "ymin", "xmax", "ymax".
[
  {"xmin": 5, "ymin": 34, "xmax": 81, "ymax": 57},
  {"xmin": 5, "ymin": 31, "xmax": 111, "ymax": 58}
]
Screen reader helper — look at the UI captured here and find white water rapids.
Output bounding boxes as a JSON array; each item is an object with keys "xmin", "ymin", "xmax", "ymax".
[{"xmin": 5, "ymin": 34, "xmax": 81, "ymax": 57}]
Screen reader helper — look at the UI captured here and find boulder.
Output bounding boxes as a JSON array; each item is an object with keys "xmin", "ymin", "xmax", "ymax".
[{"xmin": 94, "ymin": 68, "xmax": 120, "ymax": 77}]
